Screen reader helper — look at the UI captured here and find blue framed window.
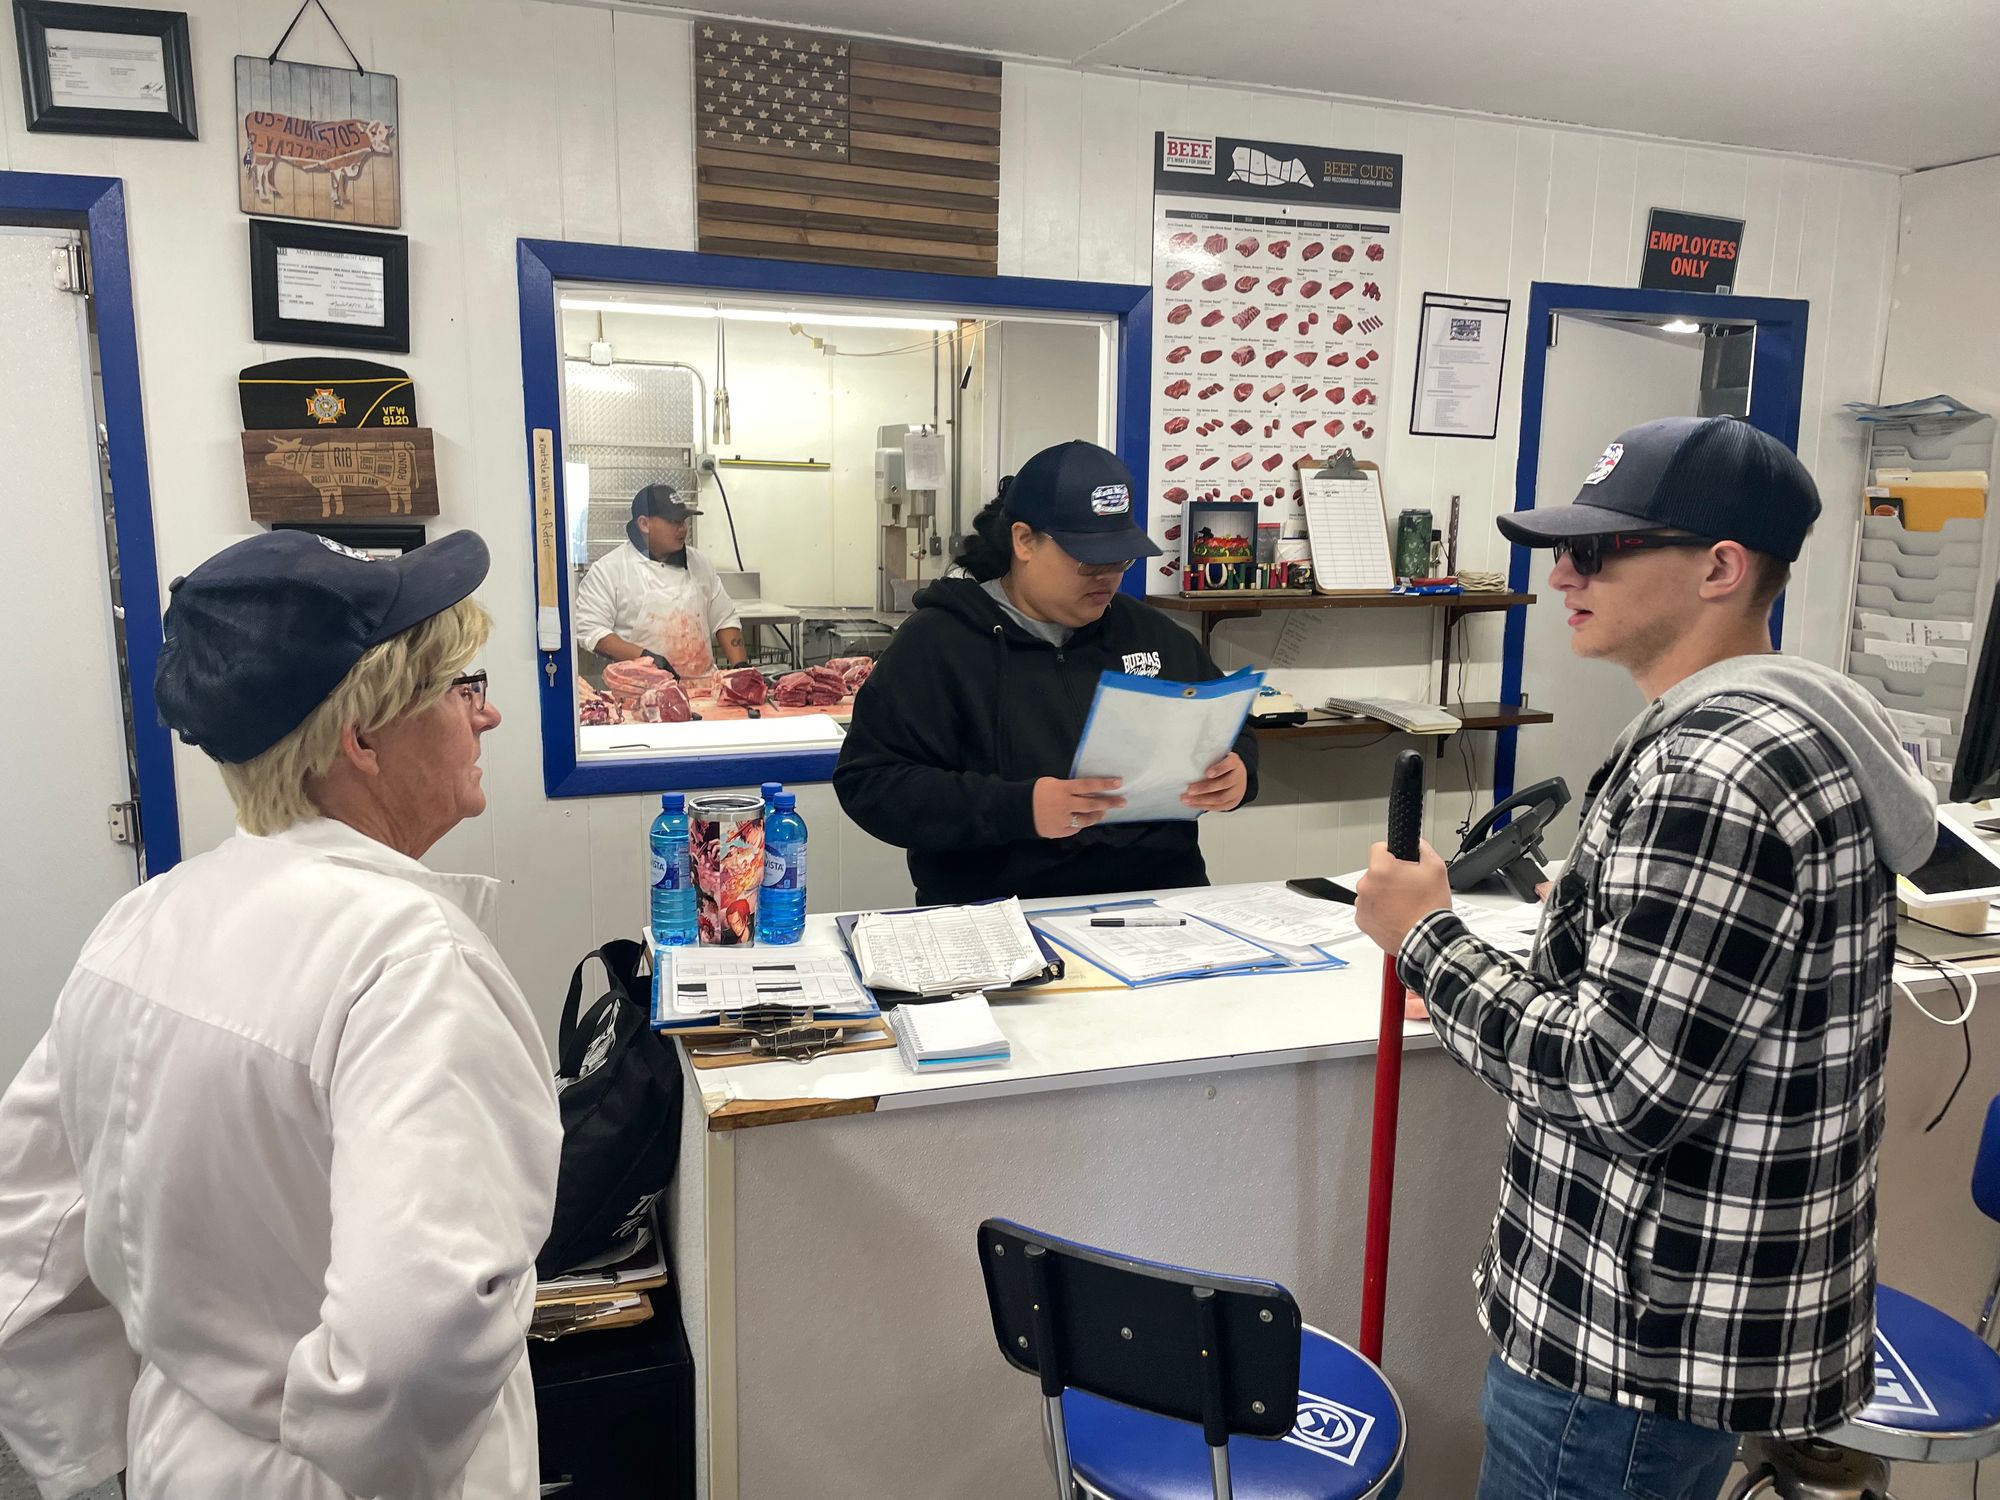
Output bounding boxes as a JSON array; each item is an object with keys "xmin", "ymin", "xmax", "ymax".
[
  {"xmin": 1, "ymin": 171, "xmax": 179, "ymax": 871},
  {"xmin": 1493, "ymin": 280, "xmax": 1809, "ymax": 803},
  {"xmin": 518, "ymin": 240, "xmax": 1153, "ymax": 799}
]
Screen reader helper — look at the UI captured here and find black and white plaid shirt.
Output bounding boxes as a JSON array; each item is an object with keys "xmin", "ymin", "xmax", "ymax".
[{"xmin": 1401, "ymin": 692, "xmax": 1896, "ymax": 1435}]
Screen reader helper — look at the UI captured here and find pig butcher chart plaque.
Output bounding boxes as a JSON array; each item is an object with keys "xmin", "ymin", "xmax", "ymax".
[
  {"xmin": 1147, "ymin": 134, "xmax": 1403, "ymax": 592},
  {"xmin": 235, "ymin": 56, "xmax": 400, "ymax": 228}
]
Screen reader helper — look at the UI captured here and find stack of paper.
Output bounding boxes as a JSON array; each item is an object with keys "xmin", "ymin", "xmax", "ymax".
[
  {"xmin": 850, "ymin": 899, "xmax": 1051, "ymax": 998},
  {"xmin": 1032, "ymin": 906, "xmax": 1287, "ymax": 985},
  {"xmin": 660, "ymin": 943, "xmax": 878, "ymax": 1022},
  {"xmin": 1324, "ymin": 696, "xmax": 1461, "ymax": 734},
  {"xmin": 890, "ymin": 994, "xmax": 1011, "ymax": 1072},
  {"xmin": 1159, "ymin": 884, "xmax": 1359, "ymax": 965}
]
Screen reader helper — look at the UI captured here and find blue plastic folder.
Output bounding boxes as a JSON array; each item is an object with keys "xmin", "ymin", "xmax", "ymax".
[{"xmin": 1070, "ymin": 669, "xmax": 1264, "ymax": 824}]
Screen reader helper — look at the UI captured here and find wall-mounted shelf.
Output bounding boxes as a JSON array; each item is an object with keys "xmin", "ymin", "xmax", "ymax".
[
  {"xmin": 1147, "ymin": 590, "xmax": 1535, "ymax": 651},
  {"xmin": 1254, "ymin": 701, "xmax": 1553, "ymax": 742}
]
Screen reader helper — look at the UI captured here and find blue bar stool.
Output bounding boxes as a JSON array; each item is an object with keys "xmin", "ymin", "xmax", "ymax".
[
  {"xmin": 977, "ymin": 1219, "xmax": 1405, "ymax": 1500},
  {"xmin": 1726, "ymin": 1095, "xmax": 2000, "ymax": 1498}
]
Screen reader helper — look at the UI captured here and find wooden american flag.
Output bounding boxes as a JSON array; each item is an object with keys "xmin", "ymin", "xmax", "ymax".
[{"xmin": 694, "ymin": 20, "xmax": 1000, "ymax": 276}]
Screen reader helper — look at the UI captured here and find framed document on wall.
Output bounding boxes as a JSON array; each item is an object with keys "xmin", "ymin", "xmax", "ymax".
[
  {"xmin": 12, "ymin": 1, "xmax": 198, "ymax": 138},
  {"xmin": 249, "ymin": 220, "xmax": 409, "ymax": 353}
]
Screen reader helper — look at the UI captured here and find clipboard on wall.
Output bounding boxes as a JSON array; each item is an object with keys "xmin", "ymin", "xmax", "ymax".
[{"xmin": 1297, "ymin": 455, "xmax": 1395, "ymax": 594}]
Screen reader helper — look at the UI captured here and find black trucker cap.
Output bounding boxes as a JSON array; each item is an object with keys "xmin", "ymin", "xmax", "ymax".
[
  {"xmin": 1002, "ymin": 440, "xmax": 1163, "ymax": 566},
  {"xmin": 155, "ymin": 529, "xmax": 490, "ymax": 764},
  {"xmin": 1496, "ymin": 416, "xmax": 1821, "ymax": 562}
]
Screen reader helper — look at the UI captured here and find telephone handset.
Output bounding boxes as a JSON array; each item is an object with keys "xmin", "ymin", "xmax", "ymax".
[{"xmin": 1446, "ymin": 776, "xmax": 1571, "ymax": 901}]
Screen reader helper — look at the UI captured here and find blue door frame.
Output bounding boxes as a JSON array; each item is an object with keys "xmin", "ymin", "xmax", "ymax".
[
  {"xmin": 1492, "ymin": 281, "xmax": 1810, "ymax": 804},
  {"xmin": 1, "ymin": 172, "xmax": 179, "ymax": 871},
  {"xmin": 518, "ymin": 239, "xmax": 1153, "ymax": 799}
]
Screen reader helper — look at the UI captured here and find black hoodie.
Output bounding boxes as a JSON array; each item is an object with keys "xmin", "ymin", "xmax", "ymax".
[{"xmin": 833, "ymin": 576, "xmax": 1259, "ymax": 904}]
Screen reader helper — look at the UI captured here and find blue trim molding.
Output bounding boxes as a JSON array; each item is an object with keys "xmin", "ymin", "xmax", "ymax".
[
  {"xmin": 1, "ymin": 172, "xmax": 179, "ymax": 871},
  {"xmin": 1492, "ymin": 281, "xmax": 1810, "ymax": 804},
  {"xmin": 519, "ymin": 239, "xmax": 1152, "ymax": 800}
]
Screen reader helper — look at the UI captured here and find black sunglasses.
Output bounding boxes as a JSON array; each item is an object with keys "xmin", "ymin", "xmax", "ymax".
[{"xmin": 1552, "ymin": 532, "xmax": 1715, "ymax": 577}]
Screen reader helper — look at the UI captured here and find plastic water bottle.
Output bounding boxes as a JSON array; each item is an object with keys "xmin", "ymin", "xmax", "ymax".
[
  {"xmin": 649, "ymin": 793, "xmax": 697, "ymax": 947},
  {"xmin": 761, "ymin": 781, "xmax": 783, "ymax": 812},
  {"xmin": 756, "ymin": 792, "xmax": 808, "ymax": 945}
]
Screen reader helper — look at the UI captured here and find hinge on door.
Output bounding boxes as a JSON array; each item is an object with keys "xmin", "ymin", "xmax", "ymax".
[
  {"xmin": 107, "ymin": 800, "xmax": 138, "ymax": 846},
  {"xmin": 51, "ymin": 242, "xmax": 87, "ymax": 296}
]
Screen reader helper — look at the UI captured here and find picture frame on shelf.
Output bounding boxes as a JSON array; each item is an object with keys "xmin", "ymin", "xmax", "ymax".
[
  {"xmin": 12, "ymin": 0, "xmax": 198, "ymax": 139},
  {"xmin": 249, "ymin": 219, "xmax": 409, "ymax": 354}
]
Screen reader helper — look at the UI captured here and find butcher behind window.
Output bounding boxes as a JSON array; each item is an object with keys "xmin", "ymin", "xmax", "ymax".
[
  {"xmin": 571, "ymin": 483, "xmax": 748, "ymax": 682},
  {"xmin": 835, "ymin": 439, "xmax": 1258, "ymax": 904},
  {"xmin": 0, "ymin": 530, "xmax": 560, "ymax": 1500}
]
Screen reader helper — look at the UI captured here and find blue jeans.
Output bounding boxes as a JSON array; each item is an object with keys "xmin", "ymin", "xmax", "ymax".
[{"xmin": 1475, "ymin": 1354, "xmax": 1740, "ymax": 1500}]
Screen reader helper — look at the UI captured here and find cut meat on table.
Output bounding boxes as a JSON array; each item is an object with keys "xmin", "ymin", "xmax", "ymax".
[
  {"xmin": 577, "ymin": 684, "xmax": 620, "ymax": 727},
  {"xmin": 839, "ymin": 658, "xmax": 873, "ymax": 694},
  {"xmin": 773, "ymin": 672, "xmax": 815, "ymax": 708},
  {"xmin": 716, "ymin": 668, "xmax": 768, "ymax": 708},
  {"xmin": 1166, "ymin": 269, "xmax": 1196, "ymax": 291},
  {"xmin": 807, "ymin": 665, "xmax": 847, "ymax": 704},
  {"xmin": 637, "ymin": 680, "xmax": 692, "ymax": 723},
  {"xmin": 602, "ymin": 658, "xmax": 675, "ymax": 702}
]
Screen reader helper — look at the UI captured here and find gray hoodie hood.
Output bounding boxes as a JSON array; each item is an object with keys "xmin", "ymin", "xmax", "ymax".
[{"xmin": 1599, "ymin": 654, "xmax": 1937, "ymax": 873}]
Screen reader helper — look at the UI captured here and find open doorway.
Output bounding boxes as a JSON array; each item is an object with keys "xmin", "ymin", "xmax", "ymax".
[{"xmin": 1494, "ymin": 282, "xmax": 1809, "ymax": 849}]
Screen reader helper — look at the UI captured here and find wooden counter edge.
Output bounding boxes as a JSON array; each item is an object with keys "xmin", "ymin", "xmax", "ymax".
[{"xmin": 707, "ymin": 1095, "xmax": 880, "ymax": 1131}]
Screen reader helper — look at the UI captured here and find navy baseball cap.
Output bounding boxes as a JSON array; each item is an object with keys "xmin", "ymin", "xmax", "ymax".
[
  {"xmin": 632, "ymin": 483, "xmax": 700, "ymax": 523},
  {"xmin": 155, "ymin": 529, "xmax": 490, "ymax": 764},
  {"xmin": 1496, "ymin": 416, "xmax": 1821, "ymax": 562},
  {"xmin": 1003, "ymin": 440, "xmax": 1162, "ymax": 566}
]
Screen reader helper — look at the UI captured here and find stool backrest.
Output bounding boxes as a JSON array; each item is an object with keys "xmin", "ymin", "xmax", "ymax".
[
  {"xmin": 977, "ymin": 1218, "xmax": 1302, "ymax": 1441},
  {"xmin": 1974, "ymin": 1096, "xmax": 2000, "ymax": 1225}
]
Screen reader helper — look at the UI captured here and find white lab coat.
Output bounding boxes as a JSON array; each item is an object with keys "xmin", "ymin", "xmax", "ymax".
[
  {"xmin": 571, "ymin": 540, "xmax": 742, "ymax": 678},
  {"xmin": 0, "ymin": 818, "xmax": 561, "ymax": 1500}
]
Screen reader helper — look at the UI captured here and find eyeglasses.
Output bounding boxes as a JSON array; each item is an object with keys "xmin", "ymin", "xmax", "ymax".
[
  {"xmin": 449, "ymin": 671, "xmax": 488, "ymax": 710},
  {"xmin": 1552, "ymin": 532, "xmax": 1715, "ymax": 577},
  {"xmin": 1075, "ymin": 558, "xmax": 1135, "ymax": 579}
]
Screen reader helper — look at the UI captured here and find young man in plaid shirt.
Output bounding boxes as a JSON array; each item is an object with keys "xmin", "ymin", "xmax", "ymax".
[{"xmin": 1357, "ymin": 417, "xmax": 1938, "ymax": 1500}]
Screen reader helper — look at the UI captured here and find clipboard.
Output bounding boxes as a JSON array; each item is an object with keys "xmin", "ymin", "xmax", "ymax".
[
  {"xmin": 1297, "ymin": 454, "xmax": 1395, "ymax": 594},
  {"xmin": 644, "ymin": 933, "xmax": 881, "ymax": 1031},
  {"xmin": 1025, "ymin": 899, "xmax": 1294, "ymax": 988},
  {"xmin": 835, "ymin": 903, "xmax": 1067, "ymax": 1008}
]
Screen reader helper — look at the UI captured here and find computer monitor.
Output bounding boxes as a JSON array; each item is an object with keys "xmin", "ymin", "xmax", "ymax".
[{"xmin": 1951, "ymin": 581, "xmax": 2000, "ymax": 804}]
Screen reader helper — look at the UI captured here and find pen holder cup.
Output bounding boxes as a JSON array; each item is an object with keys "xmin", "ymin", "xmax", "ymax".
[{"xmin": 688, "ymin": 793, "xmax": 763, "ymax": 946}]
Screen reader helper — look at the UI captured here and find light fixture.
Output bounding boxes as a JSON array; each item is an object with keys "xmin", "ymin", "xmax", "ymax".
[
  {"xmin": 559, "ymin": 296, "xmax": 957, "ymax": 332},
  {"xmin": 1661, "ymin": 319, "xmax": 1701, "ymax": 335}
]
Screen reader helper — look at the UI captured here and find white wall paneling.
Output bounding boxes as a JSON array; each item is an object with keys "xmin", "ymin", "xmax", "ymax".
[{"xmin": 0, "ymin": 5, "xmax": 1903, "ymax": 1031}]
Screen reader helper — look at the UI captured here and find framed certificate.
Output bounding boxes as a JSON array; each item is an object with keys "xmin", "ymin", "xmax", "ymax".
[
  {"xmin": 249, "ymin": 220, "xmax": 410, "ymax": 354},
  {"xmin": 12, "ymin": 1, "xmax": 197, "ymax": 139}
]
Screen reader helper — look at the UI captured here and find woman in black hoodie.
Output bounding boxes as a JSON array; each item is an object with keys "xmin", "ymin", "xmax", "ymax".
[{"xmin": 833, "ymin": 440, "xmax": 1256, "ymax": 904}]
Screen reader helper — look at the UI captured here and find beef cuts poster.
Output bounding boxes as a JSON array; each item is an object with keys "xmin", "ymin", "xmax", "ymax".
[{"xmin": 1147, "ymin": 134, "xmax": 1404, "ymax": 592}]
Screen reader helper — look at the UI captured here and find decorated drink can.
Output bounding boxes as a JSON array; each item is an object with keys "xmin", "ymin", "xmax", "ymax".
[{"xmin": 688, "ymin": 792, "xmax": 764, "ymax": 945}]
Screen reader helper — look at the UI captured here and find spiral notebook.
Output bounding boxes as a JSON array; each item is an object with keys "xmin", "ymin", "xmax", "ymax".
[{"xmin": 889, "ymin": 994, "xmax": 1011, "ymax": 1072}]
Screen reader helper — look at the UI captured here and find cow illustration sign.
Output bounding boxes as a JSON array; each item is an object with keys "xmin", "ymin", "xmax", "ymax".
[
  {"xmin": 240, "ymin": 428, "xmax": 439, "ymax": 522},
  {"xmin": 234, "ymin": 56, "xmax": 400, "ymax": 228}
]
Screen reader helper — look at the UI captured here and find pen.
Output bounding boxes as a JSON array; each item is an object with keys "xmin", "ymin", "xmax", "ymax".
[{"xmin": 1090, "ymin": 916, "xmax": 1188, "ymax": 928}]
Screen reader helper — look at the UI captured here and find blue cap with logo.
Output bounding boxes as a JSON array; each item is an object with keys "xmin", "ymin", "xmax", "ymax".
[
  {"xmin": 1496, "ymin": 415, "xmax": 1821, "ymax": 562},
  {"xmin": 1002, "ymin": 440, "xmax": 1163, "ymax": 566},
  {"xmin": 154, "ymin": 528, "xmax": 490, "ymax": 764}
]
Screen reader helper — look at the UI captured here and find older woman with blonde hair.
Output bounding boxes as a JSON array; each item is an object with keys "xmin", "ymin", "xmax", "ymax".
[{"xmin": 0, "ymin": 530, "xmax": 559, "ymax": 1500}]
